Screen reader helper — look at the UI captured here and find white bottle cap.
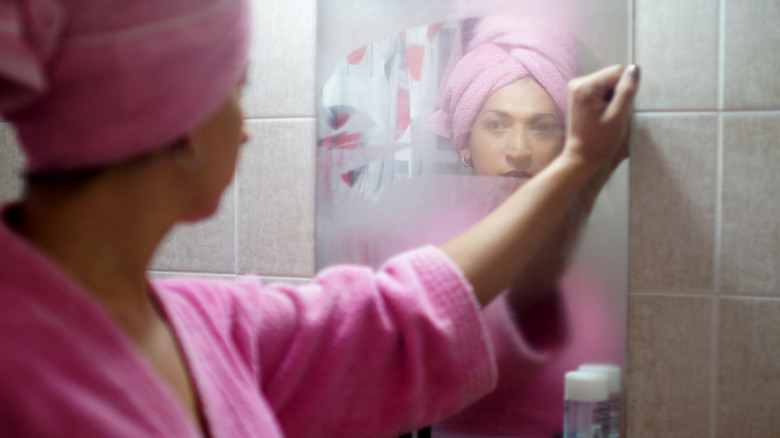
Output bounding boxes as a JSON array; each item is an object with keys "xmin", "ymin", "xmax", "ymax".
[
  {"xmin": 565, "ymin": 371, "xmax": 609, "ymax": 402},
  {"xmin": 579, "ymin": 364, "xmax": 622, "ymax": 394}
]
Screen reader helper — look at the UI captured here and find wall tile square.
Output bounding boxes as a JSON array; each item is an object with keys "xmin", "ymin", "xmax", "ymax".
[
  {"xmin": 723, "ymin": 0, "xmax": 780, "ymax": 109},
  {"xmin": 721, "ymin": 114, "xmax": 780, "ymax": 296},
  {"xmin": 568, "ymin": 0, "xmax": 630, "ymax": 74},
  {"xmin": 629, "ymin": 114, "xmax": 718, "ymax": 291},
  {"xmin": 0, "ymin": 124, "xmax": 25, "ymax": 204},
  {"xmin": 243, "ymin": 0, "xmax": 316, "ymax": 118},
  {"xmin": 151, "ymin": 184, "xmax": 237, "ymax": 274},
  {"xmin": 634, "ymin": 0, "xmax": 719, "ymax": 110},
  {"xmin": 717, "ymin": 298, "xmax": 780, "ymax": 437},
  {"xmin": 627, "ymin": 294, "xmax": 713, "ymax": 438},
  {"xmin": 237, "ymin": 119, "xmax": 315, "ymax": 277}
]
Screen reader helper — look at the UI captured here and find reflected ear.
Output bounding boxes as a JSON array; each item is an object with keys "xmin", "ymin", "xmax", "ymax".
[{"xmin": 459, "ymin": 149, "xmax": 472, "ymax": 168}]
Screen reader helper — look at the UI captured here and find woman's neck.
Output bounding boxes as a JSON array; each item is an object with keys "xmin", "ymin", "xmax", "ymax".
[{"xmin": 12, "ymin": 164, "xmax": 181, "ymax": 339}]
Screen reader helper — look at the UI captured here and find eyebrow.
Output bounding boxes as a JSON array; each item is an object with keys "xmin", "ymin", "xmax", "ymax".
[{"xmin": 480, "ymin": 109, "xmax": 560, "ymax": 120}]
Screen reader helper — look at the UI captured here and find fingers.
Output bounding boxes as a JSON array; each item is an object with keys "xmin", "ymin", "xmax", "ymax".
[
  {"xmin": 604, "ymin": 65, "xmax": 641, "ymax": 121},
  {"xmin": 567, "ymin": 64, "xmax": 626, "ymax": 111},
  {"xmin": 563, "ymin": 64, "xmax": 641, "ymax": 167},
  {"xmin": 567, "ymin": 65, "xmax": 641, "ymax": 119}
]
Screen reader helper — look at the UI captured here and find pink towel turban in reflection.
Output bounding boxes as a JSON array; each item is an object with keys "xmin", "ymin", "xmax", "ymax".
[
  {"xmin": 0, "ymin": 0, "xmax": 251, "ymax": 173},
  {"xmin": 428, "ymin": 16, "xmax": 578, "ymax": 152}
]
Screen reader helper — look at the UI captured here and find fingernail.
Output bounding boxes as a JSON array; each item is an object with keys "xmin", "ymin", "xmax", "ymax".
[{"xmin": 628, "ymin": 64, "xmax": 641, "ymax": 82}]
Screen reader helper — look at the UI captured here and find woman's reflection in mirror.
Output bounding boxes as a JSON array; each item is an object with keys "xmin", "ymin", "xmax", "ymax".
[{"xmin": 426, "ymin": 15, "xmax": 628, "ymax": 438}]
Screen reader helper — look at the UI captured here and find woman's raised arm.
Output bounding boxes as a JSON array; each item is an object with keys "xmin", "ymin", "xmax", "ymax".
[{"xmin": 441, "ymin": 64, "xmax": 640, "ymax": 307}]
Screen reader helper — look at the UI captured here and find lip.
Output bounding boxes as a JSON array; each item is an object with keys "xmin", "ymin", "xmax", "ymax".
[{"xmin": 501, "ymin": 170, "xmax": 533, "ymax": 179}]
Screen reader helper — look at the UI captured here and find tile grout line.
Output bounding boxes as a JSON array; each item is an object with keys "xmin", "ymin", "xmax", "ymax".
[
  {"xmin": 309, "ymin": 120, "xmax": 318, "ymax": 276},
  {"xmin": 234, "ymin": 150, "xmax": 241, "ymax": 276},
  {"xmin": 712, "ymin": 112, "xmax": 723, "ymax": 436},
  {"xmin": 235, "ymin": 115, "xmax": 255, "ymax": 277},
  {"xmin": 635, "ymin": 109, "xmax": 780, "ymax": 115},
  {"xmin": 148, "ymin": 270, "xmax": 238, "ymax": 279},
  {"xmin": 712, "ymin": 0, "xmax": 726, "ymax": 434},
  {"xmin": 718, "ymin": 0, "xmax": 726, "ymax": 112},
  {"xmin": 629, "ymin": 0, "xmax": 635, "ymax": 66},
  {"xmin": 148, "ymin": 269, "xmax": 314, "ymax": 283},
  {"xmin": 632, "ymin": 291, "xmax": 780, "ymax": 301},
  {"xmin": 635, "ymin": 110, "xmax": 720, "ymax": 115},
  {"xmin": 711, "ymin": 296, "xmax": 721, "ymax": 438},
  {"xmin": 626, "ymin": 2, "xmax": 634, "ymax": 433}
]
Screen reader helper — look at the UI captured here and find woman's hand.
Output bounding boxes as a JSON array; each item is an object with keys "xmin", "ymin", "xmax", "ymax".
[{"xmin": 563, "ymin": 65, "xmax": 640, "ymax": 171}]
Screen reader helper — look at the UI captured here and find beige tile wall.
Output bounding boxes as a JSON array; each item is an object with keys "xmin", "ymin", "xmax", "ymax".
[
  {"xmin": 1, "ymin": 0, "xmax": 778, "ymax": 436},
  {"xmin": 630, "ymin": 0, "xmax": 780, "ymax": 437},
  {"xmin": 151, "ymin": 0, "xmax": 318, "ymax": 283},
  {"xmin": 0, "ymin": 0, "xmax": 318, "ymax": 287}
]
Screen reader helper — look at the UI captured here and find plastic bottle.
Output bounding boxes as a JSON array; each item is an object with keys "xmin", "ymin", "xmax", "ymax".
[
  {"xmin": 563, "ymin": 370, "xmax": 610, "ymax": 438},
  {"xmin": 579, "ymin": 364, "xmax": 621, "ymax": 438}
]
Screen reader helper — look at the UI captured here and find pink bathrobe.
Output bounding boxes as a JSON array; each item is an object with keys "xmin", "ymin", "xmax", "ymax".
[
  {"xmin": 0, "ymin": 207, "xmax": 497, "ymax": 438},
  {"xmin": 434, "ymin": 268, "xmax": 621, "ymax": 437}
]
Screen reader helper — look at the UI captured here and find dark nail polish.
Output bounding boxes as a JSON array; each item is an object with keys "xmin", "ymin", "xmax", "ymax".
[{"xmin": 628, "ymin": 64, "xmax": 641, "ymax": 81}]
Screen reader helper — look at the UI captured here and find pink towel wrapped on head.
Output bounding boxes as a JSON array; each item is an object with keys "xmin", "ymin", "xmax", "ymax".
[
  {"xmin": 428, "ymin": 15, "xmax": 579, "ymax": 152},
  {"xmin": 0, "ymin": 0, "xmax": 250, "ymax": 173}
]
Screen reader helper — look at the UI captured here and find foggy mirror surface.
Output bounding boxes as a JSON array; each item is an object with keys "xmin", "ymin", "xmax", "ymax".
[{"xmin": 316, "ymin": 1, "xmax": 629, "ymax": 436}]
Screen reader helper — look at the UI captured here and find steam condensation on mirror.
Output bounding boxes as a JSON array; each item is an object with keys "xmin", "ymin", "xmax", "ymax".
[{"xmin": 316, "ymin": 2, "xmax": 629, "ymax": 437}]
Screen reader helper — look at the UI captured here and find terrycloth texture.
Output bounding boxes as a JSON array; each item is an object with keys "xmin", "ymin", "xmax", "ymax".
[
  {"xmin": 0, "ymin": 207, "xmax": 497, "ymax": 438},
  {"xmin": 0, "ymin": 0, "xmax": 250, "ymax": 173},
  {"xmin": 435, "ymin": 268, "xmax": 620, "ymax": 437},
  {"xmin": 428, "ymin": 16, "xmax": 578, "ymax": 151}
]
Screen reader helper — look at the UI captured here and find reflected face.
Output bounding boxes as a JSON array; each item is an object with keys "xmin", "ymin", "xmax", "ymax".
[{"xmin": 463, "ymin": 78, "xmax": 564, "ymax": 178}]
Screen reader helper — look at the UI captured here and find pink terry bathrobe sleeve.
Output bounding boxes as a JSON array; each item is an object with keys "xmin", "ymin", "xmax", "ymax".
[
  {"xmin": 152, "ymin": 246, "xmax": 498, "ymax": 437},
  {"xmin": 0, "ymin": 213, "xmax": 497, "ymax": 438}
]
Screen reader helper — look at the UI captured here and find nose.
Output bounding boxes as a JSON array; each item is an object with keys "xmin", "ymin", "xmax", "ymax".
[{"xmin": 505, "ymin": 130, "xmax": 531, "ymax": 168}]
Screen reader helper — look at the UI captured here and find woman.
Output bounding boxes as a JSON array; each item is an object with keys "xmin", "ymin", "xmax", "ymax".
[
  {"xmin": 0, "ymin": 2, "xmax": 638, "ymax": 437},
  {"xmin": 429, "ymin": 16, "xmax": 578, "ymax": 181},
  {"xmin": 428, "ymin": 16, "xmax": 628, "ymax": 437}
]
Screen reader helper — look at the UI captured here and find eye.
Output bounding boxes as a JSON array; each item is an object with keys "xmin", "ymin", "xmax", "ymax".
[
  {"xmin": 532, "ymin": 122, "xmax": 553, "ymax": 131},
  {"xmin": 488, "ymin": 120, "xmax": 505, "ymax": 130},
  {"xmin": 531, "ymin": 121, "xmax": 561, "ymax": 136}
]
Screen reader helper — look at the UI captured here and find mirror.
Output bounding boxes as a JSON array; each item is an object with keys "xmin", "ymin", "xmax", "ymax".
[{"xmin": 316, "ymin": 1, "xmax": 629, "ymax": 436}]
